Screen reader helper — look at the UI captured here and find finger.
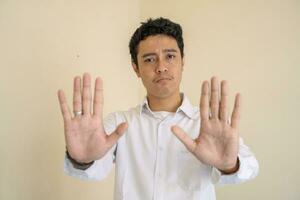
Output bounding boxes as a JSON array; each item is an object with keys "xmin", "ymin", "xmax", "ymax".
[
  {"xmin": 106, "ymin": 122, "xmax": 128, "ymax": 147},
  {"xmin": 231, "ymin": 93, "xmax": 242, "ymax": 129},
  {"xmin": 82, "ymin": 73, "xmax": 92, "ymax": 116},
  {"xmin": 200, "ymin": 81, "xmax": 210, "ymax": 121},
  {"xmin": 171, "ymin": 125, "xmax": 196, "ymax": 153},
  {"xmin": 93, "ymin": 77, "xmax": 104, "ymax": 118},
  {"xmin": 57, "ymin": 90, "xmax": 72, "ymax": 123},
  {"xmin": 210, "ymin": 77, "xmax": 219, "ymax": 119},
  {"xmin": 220, "ymin": 80, "xmax": 229, "ymax": 122},
  {"xmin": 73, "ymin": 76, "xmax": 82, "ymax": 115}
]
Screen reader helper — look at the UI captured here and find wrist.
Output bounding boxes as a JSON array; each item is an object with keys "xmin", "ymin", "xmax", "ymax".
[
  {"xmin": 66, "ymin": 150, "xmax": 94, "ymax": 170},
  {"xmin": 218, "ymin": 157, "xmax": 240, "ymax": 175}
]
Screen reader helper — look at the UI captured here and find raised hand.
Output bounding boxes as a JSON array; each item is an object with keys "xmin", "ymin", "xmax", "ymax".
[
  {"xmin": 171, "ymin": 77, "xmax": 241, "ymax": 173},
  {"xmin": 57, "ymin": 73, "xmax": 128, "ymax": 163}
]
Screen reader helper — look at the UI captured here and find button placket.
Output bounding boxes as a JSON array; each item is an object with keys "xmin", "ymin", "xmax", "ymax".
[
  {"xmin": 153, "ymin": 113, "xmax": 172, "ymax": 200},
  {"xmin": 153, "ymin": 121, "xmax": 165, "ymax": 200}
]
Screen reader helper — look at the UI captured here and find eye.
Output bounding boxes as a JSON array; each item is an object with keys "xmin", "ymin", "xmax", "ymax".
[
  {"xmin": 144, "ymin": 57, "xmax": 155, "ymax": 63},
  {"xmin": 167, "ymin": 54, "xmax": 176, "ymax": 60}
]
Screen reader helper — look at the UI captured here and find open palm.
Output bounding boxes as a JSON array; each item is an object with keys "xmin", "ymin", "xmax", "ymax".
[
  {"xmin": 57, "ymin": 73, "xmax": 128, "ymax": 163},
  {"xmin": 172, "ymin": 77, "xmax": 241, "ymax": 173}
]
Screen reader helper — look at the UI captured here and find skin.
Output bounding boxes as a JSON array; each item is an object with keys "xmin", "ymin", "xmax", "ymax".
[
  {"xmin": 171, "ymin": 80, "xmax": 241, "ymax": 173},
  {"xmin": 57, "ymin": 34, "xmax": 240, "ymax": 173},
  {"xmin": 132, "ymin": 35, "xmax": 184, "ymax": 112},
  {"xmin": 57, "ymin": 74, "xmax": 128, "ymax": 163}
]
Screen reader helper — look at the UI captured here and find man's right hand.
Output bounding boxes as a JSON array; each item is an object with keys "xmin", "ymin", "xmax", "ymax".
[{"xmin": 57, "ymin": 73, "xmax": 128, "ymax": 163}]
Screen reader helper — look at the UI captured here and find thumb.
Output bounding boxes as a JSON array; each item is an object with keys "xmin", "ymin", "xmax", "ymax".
[
  {"xmin": 171, "ymin": 125, "xmax": 196, "ymax": 152},
  {"xmin": 106, "ymin": 122, "xmax": 128, "ymax": 147}
]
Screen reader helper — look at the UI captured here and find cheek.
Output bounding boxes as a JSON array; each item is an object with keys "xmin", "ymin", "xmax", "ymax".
[
  {"xmin": 173, "ymin": 70, "xmax": 183, "ymax": 85},
  {"xmin": 140, "ymin": 71, "xmax": 154, "ymax": 84},
  {"xmin": 171, "ymin": 67, "xmax": 182, "ymax": 78}
]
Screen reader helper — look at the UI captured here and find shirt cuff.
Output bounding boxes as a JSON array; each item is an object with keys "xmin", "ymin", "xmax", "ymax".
[
  {"xmin": 64, "ymin": 152, "xmax": 114, "ymax": 181},
  {"xmin": 211, "ymin": 154, "xmax": 258, "ymax": 185}
]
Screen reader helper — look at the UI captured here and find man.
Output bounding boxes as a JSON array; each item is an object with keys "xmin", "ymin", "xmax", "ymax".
[{"xmin": 57, "ymin": 17, "xmax": 259, "ymax": 200}]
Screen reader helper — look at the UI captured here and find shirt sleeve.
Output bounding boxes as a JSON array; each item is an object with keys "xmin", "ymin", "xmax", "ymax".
[
  {"xmin": 63, "ymin": 112, "xmax": 118, "ymax": 181},
  {"xmin": 211, "ymin": 137, "xmax": 259, "ymax": 185}
]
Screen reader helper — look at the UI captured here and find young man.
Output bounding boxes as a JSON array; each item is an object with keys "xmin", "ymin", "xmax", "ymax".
[{"xmin": 58, "ymin": 18, "xmax": 259, "ymax": 200}]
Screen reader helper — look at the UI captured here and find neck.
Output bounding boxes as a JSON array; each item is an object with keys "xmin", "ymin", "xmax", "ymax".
[{"xmin": 147, "ymin": 92, "xmax": 183, "ymax": 112}]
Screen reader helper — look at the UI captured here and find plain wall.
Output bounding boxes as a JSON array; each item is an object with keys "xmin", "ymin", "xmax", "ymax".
[{"xmin": 1, "ymin": 0, "xmax": 299, "ymax": 199}]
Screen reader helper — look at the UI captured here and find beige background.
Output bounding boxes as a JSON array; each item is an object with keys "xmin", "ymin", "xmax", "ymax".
[{"xmin": 1, "ymin": 0, "xmax": 299, "ymax": 199}]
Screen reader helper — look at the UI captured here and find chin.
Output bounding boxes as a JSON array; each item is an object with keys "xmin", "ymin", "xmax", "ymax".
[{"xmin": 149, "ymin": 89, "xmax": 175, "ymax": 99}]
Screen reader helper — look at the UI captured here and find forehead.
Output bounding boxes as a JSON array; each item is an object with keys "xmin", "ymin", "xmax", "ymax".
[{"xmin": 137, "ymin": 34, "xmax": 179, "ymax": 55}]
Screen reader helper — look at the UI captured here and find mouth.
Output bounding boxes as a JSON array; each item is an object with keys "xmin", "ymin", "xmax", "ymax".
[{"xmin": 154, "ymin": 77, "xmax": 173, "ymax": 83}]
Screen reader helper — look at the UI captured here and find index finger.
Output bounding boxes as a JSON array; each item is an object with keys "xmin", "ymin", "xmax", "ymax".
[
  {"xmin": 93, "ymin": 77, "xmax": 104, "ymax": 118},
  {"xmin": 200, "ymin": 81, "xmax": 210, "ymax": 121},
  {"xmin": 231, "ymin": 93, "xmax": 242, "ymax": 129}
]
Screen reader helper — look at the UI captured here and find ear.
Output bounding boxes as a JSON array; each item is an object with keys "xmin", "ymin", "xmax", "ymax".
[
  {"xmin": 181, "ymin": 56, "xmax": 185, "ymax": 71},
  {"xmin": 132, "ymin": 62, "xmax": 141, "ymax": 77}
]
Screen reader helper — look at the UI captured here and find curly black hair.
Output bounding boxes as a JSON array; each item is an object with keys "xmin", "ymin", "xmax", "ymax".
[{"xmin": 129, "ymin": 17, "xmax": 184, "ymax": 66}]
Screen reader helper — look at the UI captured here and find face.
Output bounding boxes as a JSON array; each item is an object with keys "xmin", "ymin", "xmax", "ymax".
[{"xmin": 132, "ymin": 34, "xmax": 184, "ymax": 99}]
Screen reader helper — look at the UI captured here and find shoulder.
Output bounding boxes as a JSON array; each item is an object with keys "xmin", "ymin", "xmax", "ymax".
[{"xmin": 104, "ymin": 104, "xmax": 140, "ymax": 124}]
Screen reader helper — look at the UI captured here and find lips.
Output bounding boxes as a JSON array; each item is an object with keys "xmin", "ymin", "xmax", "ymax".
[{"xmin": 154, "ymin": 76, "xmax": 173, "ymax": 83}]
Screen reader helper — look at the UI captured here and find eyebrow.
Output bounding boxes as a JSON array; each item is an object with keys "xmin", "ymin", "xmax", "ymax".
[{"xmin": 141, "ymin": 49, "xmax": 178, "ymax": 58}]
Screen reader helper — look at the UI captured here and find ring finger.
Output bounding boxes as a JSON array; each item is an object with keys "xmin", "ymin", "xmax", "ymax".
[{"xmin": 73, "ymin": 76, "xmax": 82, "ymax": 117}]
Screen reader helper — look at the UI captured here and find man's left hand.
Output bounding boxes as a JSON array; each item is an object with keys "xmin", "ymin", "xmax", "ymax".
[{"xmin": 171, "ymin": 77, "xmax": 241, "ymax": 173}]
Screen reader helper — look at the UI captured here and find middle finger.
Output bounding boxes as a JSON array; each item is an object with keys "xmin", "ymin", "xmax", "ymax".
[
  {"xmin": 210, "ymin": 76, "xmax": 219, "ymax": 119},
  {"xmin": 82, "ymin": 73, "xmax": 92, "ymax": 116}
]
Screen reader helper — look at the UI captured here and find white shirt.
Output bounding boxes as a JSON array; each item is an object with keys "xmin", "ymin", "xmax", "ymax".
[{"xmin": 64, "ymin": 94, "xmax": 259, "ymax": 200}]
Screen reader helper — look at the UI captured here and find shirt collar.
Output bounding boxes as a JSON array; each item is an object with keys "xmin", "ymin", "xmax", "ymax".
[{"xmin": 139, "ymin": 93, "xmax": 198, "ymax": 120}]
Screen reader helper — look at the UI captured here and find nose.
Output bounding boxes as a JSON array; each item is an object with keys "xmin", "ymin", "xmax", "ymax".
[{"xmin": 155, "ymin": 59, "xmax": 168, "ymax": 74}]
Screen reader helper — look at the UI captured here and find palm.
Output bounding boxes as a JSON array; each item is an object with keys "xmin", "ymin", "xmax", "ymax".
[
  {"xmin": 58, "ymin": 73, "xmax": 127, "ymax": 163},
  {"xmin": 64, "ymin": 116, "xmax": 104, "ymax": 162},
  {"xmin": 194, "ymin": 119, "xmax": 239, "ymax": 170},
  {"xmin": 172, "ymin": 77, "xmax": 241, "ymax": 172}
]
